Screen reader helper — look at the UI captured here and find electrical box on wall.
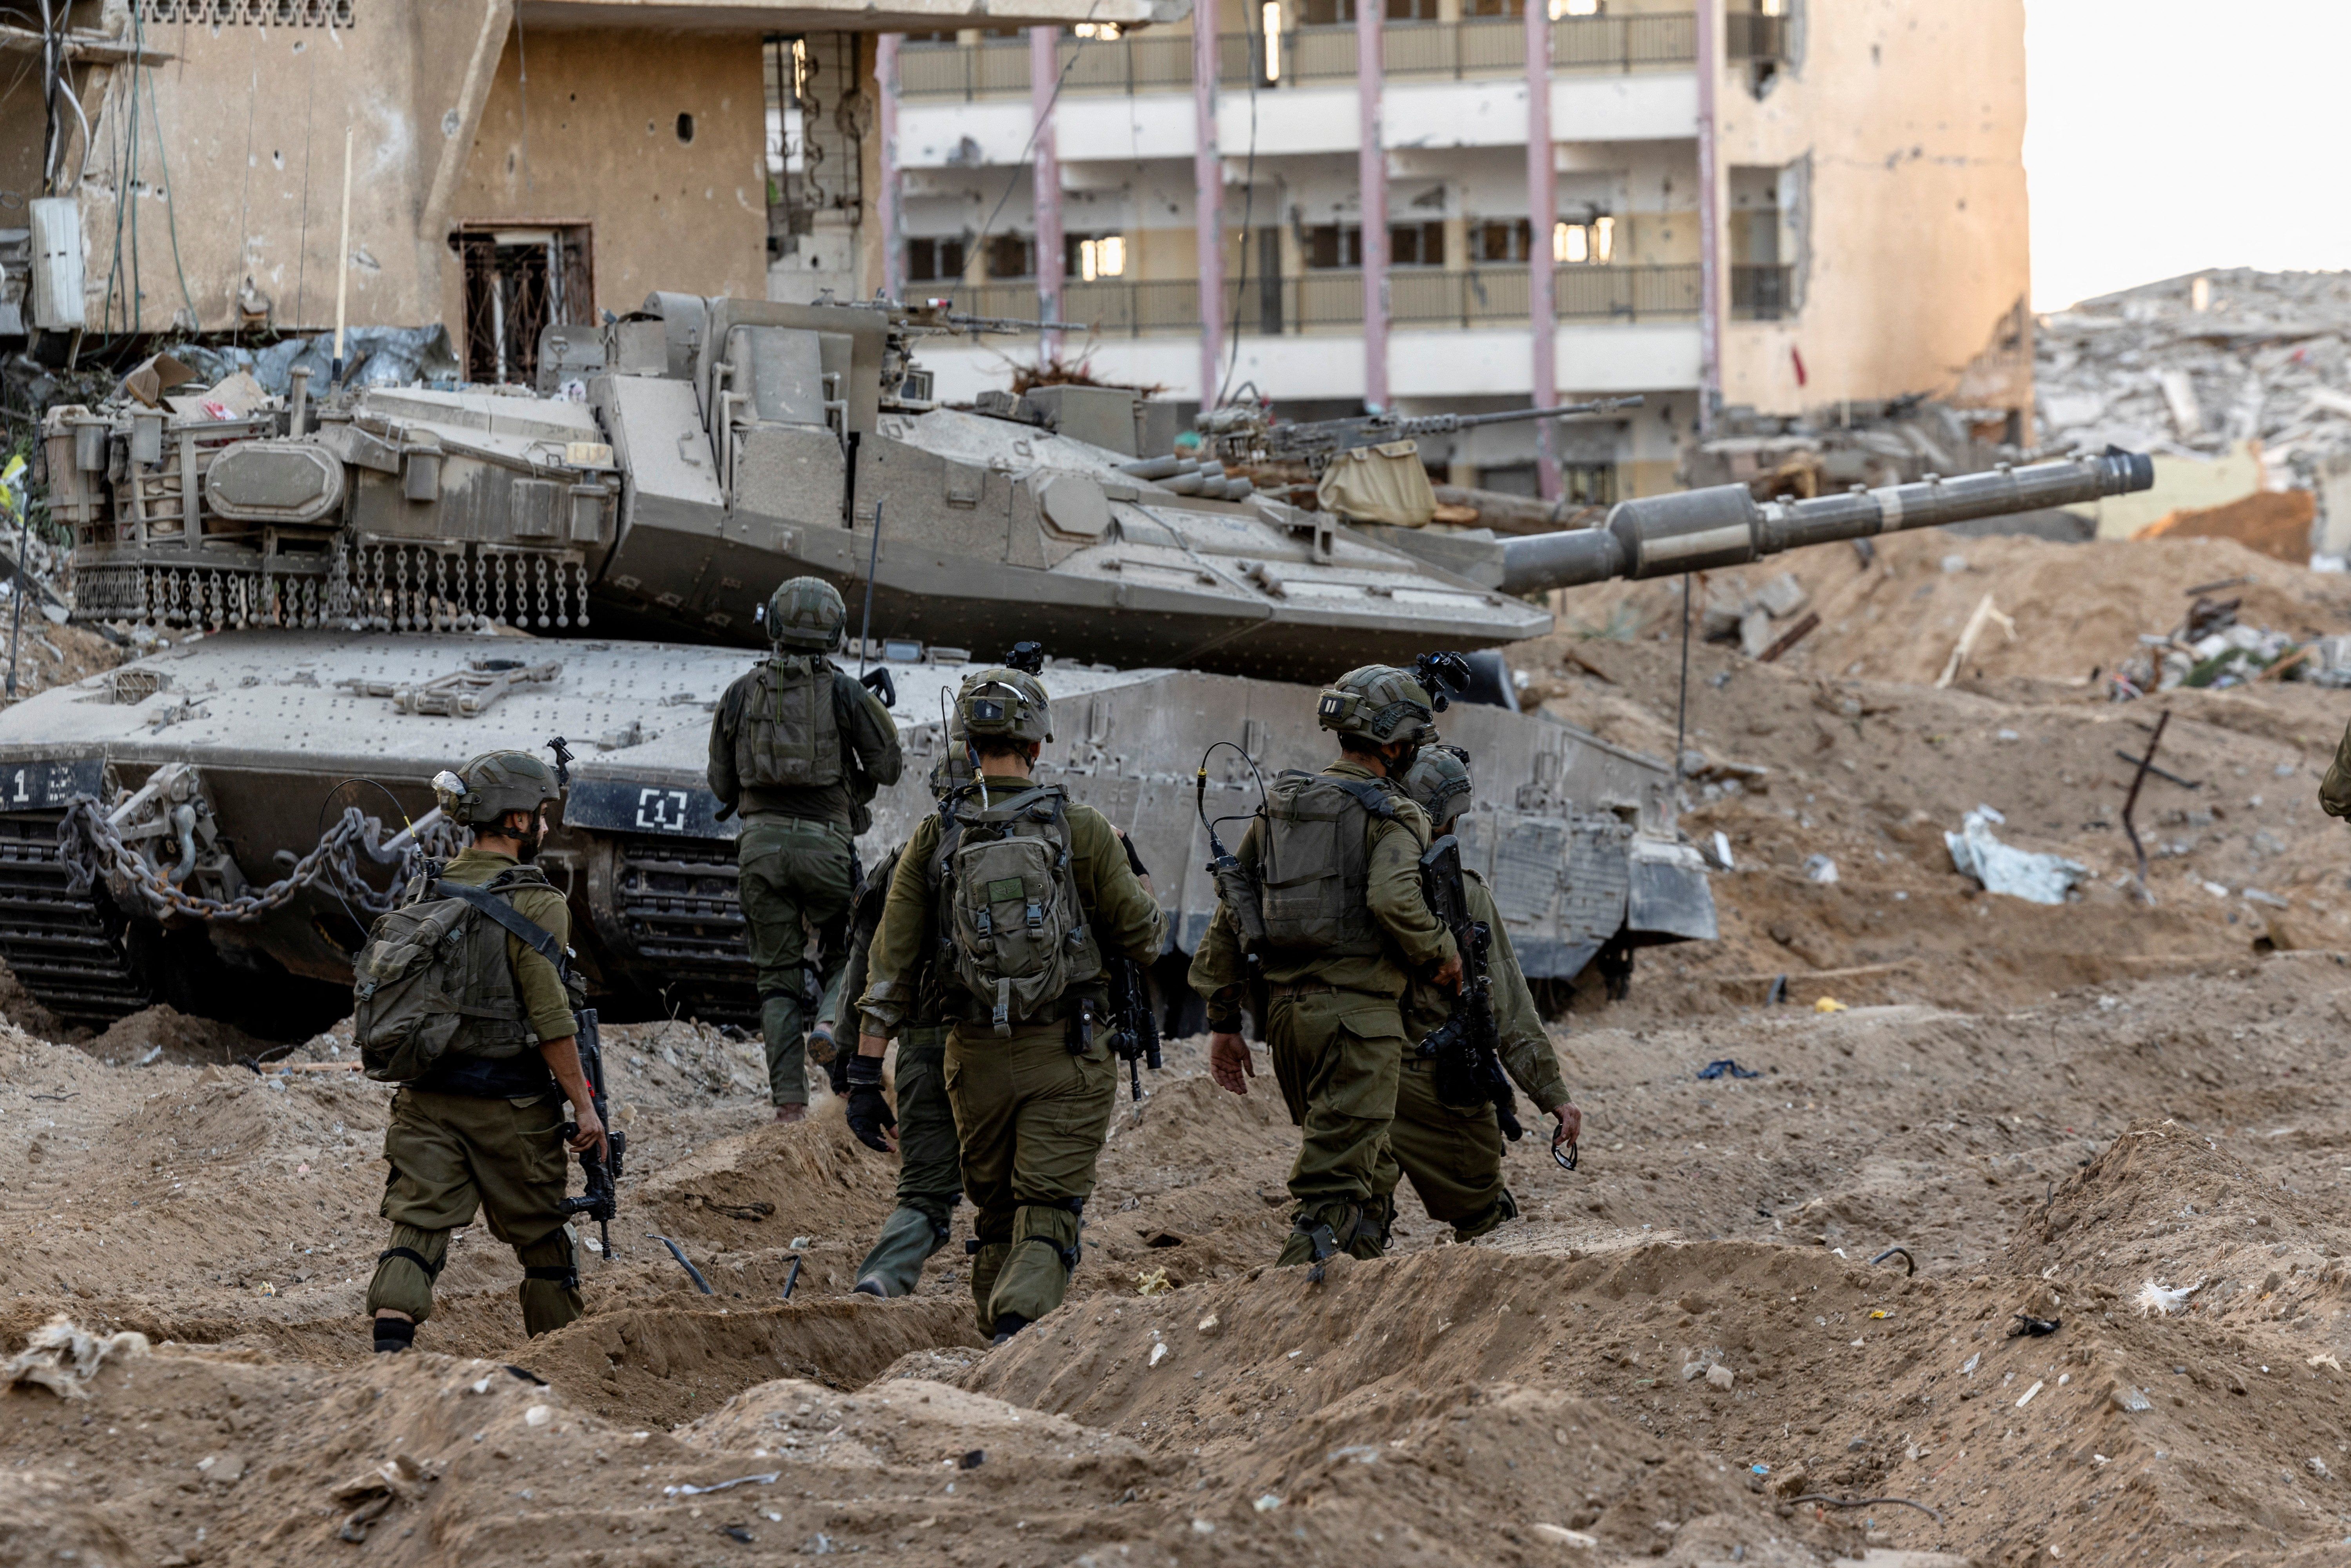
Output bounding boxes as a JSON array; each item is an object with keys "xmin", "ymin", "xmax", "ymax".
[{"xmin": 29, "ymin": 196, "xmax": 85, "ymax": 331}]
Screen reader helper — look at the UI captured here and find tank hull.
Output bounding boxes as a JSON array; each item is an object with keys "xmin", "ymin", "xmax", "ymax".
[{"xmin": 0, "ymin": 633, "xmax": 1709, "ymax": 1030}]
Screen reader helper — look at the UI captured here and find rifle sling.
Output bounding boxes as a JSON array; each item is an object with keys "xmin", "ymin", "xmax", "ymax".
[{"xmin": 434, "ymin": 879, "xmax": 568, "ymax": 974}]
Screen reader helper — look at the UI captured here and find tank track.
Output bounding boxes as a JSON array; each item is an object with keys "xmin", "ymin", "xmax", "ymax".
[
  {"xmin": 609, "ymin": 837, "xmax": 758, "ymax": 1025},
  {"xmin": 0, "ymin": 811, "xmax": 156, "ymax": 1024}
]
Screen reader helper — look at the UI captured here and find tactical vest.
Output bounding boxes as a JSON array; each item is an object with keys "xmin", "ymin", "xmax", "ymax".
[
  {"xmin": 735, "ymin": 654, "xmax": 844, "ymax": 790},
  {"xmin": 353, "ymin": 866, "xmax": 564, "ymax": 1084},
  {"xmin": 1256, "ymin": 770, "xmax": 1399, "ymax": 958},
  {"xmin": 931, "ymin": 784, "xmax": 1102, "ymax": 1033}
]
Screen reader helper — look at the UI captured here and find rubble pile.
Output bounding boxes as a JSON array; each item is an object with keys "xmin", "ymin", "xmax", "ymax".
[{"xmin": 2036, "ymin": 268, "xmax": 2351, "ymax": 485}]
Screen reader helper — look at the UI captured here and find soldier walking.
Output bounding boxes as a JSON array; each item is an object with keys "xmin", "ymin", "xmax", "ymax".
[
  {"xmin": 1379, "ymin": 745, "xmax": 1581, "ymax": 1240},
  {"xmin": 708, "ymin": 577, "xmax": 904, "ymax": 1122},
  {"xmin": 855, "ymin": 667, "xmax": 1163, "ymax": 1341},
  {"xmin": 1189, "ymin": 665, "xmax": 1460, "ymax": 1269},
  {"xmin": 363, "ymin": 750, "xmax": 606, "ymax": 1352},
  {"xmin": 832, "ymin": 755, "xmax": 975, "ymax": 1298}
]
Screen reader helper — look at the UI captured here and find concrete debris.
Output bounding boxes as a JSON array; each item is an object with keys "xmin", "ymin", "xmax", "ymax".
[
  {"xmin": 2038, "ymin": 269, "xmax": 2351, "ymax": 557},
  {"xmin": 170, "ymin": 326, "xmax": 461, "ymax": 397},
  {"xmin": 1, "ymin": 1315, "xmax": 150, "ymax": 1398},
  {"xmin": 1945, "ymin": 806, "xmax": 2088, "ymax": 904}
]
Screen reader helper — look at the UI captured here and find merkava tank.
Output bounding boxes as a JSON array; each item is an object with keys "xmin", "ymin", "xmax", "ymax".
[{"xmin": 0, "ymin": 292, "xmax": 2154, "ymax": 1035}]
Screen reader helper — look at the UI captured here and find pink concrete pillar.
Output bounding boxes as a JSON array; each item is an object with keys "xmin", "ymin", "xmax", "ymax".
[
  {"xmin": 1525, "ymin": 0, "xmax": 1557, "ymax": 497},
  {"xmin": 1030, "ymin": 25, "xmax": 1065, "ymax": 360},
  {"xmin": 1357, "ymin": 0, "xmax": 1387, "ymax": 410},
  {"xmin": 1194, "ymin": 8, "xmax": 1225, "ymax": 405},
  {"xmin": 1695, "ymin": 1, "xmax": 1721, "ymax": 434},
  {"xmin": 878, "ymin": 33, "xmax": 904, "ymax": 302}
]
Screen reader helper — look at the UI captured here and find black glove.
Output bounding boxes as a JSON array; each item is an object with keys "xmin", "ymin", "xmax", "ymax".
[
  {"xmin": 843, "ymin": 1054, "xmax": 896, "ymax": 1154},
  {"xmin": 826, "ymin": 1047, "xmax": 853, "ymax": 1099}
]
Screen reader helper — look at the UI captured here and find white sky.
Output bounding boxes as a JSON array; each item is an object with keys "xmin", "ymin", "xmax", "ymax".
[{"xmin": 2025, "ymin": 0, "xmax": 2351, "ymax": 311}]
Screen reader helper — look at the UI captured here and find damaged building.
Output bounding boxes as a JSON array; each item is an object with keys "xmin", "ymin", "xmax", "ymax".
[{"xmin": 0, "ymin": 0, "xmax": 1176, "ymax": 384}]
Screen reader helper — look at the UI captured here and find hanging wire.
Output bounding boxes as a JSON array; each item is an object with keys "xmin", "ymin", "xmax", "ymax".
[
  {"xmin": 968, "ymin": 3, "xmax": 1103, "ymax": 306},
  {"xmin": 1672, "ymin": 572, "xmax": 1692, "ymax": 791}
]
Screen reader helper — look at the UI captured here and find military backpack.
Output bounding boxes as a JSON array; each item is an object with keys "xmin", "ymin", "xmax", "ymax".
[
  {"xmin": 1256, "ymin": 770, "xmax": 1405, "ymax": 957},
  {"xmin": 353, "ymin": 866, "xmax": 568, "ymax": 1084},
  {"xmin": 734, "ymin": 653, "xmax": 844, "ymax": 789},
  {"xmin": 934, "ymin": 784, "xmax": 1101, "ymax": 1033}
]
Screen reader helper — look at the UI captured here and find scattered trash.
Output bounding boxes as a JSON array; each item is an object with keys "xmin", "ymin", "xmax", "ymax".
[
  {"xmin": 330, "ymin": 1454, "xmax": 438, "ymax": 1544},
  {"xmin": 663, "ymin": 1472, "xmax": 782, "ymax": 1498},
  {"xmin": 1813, "ymin": 997, "xmax": 1848, "ymax": 1014},
  {"xmin": 1935, "ymin": 593, "xmax": 2017, "ymax": 688},
  {"xmin": 1696, "ymin": 1059, "xmax": 1763, "ymax": 1080},
  {"xmin": 2015, "ymin": 1379, "xmax": 2044, "ymax": 1408},
  {"xmin": 1136, "ymin": 1266, "xmax": 1172, "ymax": 1297},
  {"xmin": 2135, "ymin": 1278, "xmax": 2203, "ymax": 1317},
  {"xmin": 2009, "ymin": 1312, "xmax": 2062, "ymax": 1338},
  {"xmin": 960, "ymin": 1450, "xmax": 987, "ymax": 1469},
  {"xmin": 1946, "ymin": 807, "xmax": 2089, "ymax": 904},
  {"xmin": 1711, "ymin": 830, "xmax": 1736, "ymax": 871},
  {"xmin": 1253, "ymin": 1494, "xmax": 1283, "ymax": 1512},
  {"xmin": 1804, "ymin": 854, "xmax": 1839, "ymax": 885},
  {"xmin": 1870, "ymin": 1246, "xmax": 1917, "ymax": 1276},
  {"xmin": 1531, "ymin": 1524, "xmax": 1599, "ymax": 1548},
  {"xmin": 0, "ymin": 1316, "xmax": 149, "ymax": 1398}
]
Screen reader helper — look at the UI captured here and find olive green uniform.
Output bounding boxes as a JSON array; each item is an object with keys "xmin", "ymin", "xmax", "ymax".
[
  {"xmin": 365, "ymin": 848, "xmax": 585, "ymax": 1337},
  {"xmin": 1376, "ymin": 869, "xmax": 1570, "ymax": 1241},
  {"xmin": 859, "ymin": 776, "xmax": 1164, "ymax": 1334},
  {"xmin": 708, "ymin": 658, "xmax": 904, "ymax": 1107},
  {"xmin": 837, "ymin": 844, "xmax": 964, "ymax": 1296},
  {"xmin": 1187, "ymin": 761, "xmax": 1457, "ymax": 1264}
]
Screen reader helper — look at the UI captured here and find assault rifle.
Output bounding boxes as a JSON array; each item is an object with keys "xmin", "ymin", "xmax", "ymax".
[
  {"xmin": 1106, "ymin": 958, "xmax": 1162, "ymax": 1103},
  {"xmin": 558, "ymin": 1008, "xmax": 628, "ymax": 1256},
  {"xmin": 1195, "ymin": 742, "xmax": 1271, "ymax": 1034},
  {"xmin": 1416, "ymin": 836, "xmax": 1523, "ymax": 1141}
]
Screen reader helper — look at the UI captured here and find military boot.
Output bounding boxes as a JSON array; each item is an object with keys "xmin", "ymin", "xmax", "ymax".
[
  {"xmin": 1452, "ymin": 1187, "xmax": 1520, "ymax": 1244},
  {"xmin": 855, "ymin": 1207, "xmax": 951, "ymax": 1298},
  {"xmin": 967, "ymin": 1240, "xmax": 1013, "ymax": 1339}
]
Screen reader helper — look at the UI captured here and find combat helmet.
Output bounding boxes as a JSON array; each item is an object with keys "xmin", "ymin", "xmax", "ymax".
[
  {"xmin": 763, "ymin": 576, "xmax": 847, "ymax": 652},
  {"xmin": 955, "ymin": 667, "xmax": 1053, "ymax": 748},
  {"xmin": 1400, "ymin": 744, "xmax": 1474, "ymax": 831},
  {"xmin": 1315, "ymin": 664, "xmax": 1440, "ymax": 749},
  {"xmin": 433, "ymin": 749, "xmax": 563, "ymax": 828}
]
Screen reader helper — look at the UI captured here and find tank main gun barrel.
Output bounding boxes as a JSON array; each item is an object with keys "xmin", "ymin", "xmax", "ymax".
[{"xmin": 1496, "ymin": 449, "xmax": 2156, "ymax": 597}]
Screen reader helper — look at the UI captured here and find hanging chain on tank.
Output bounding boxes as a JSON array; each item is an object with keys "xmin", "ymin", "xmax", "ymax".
[{"xmin": 54, "ymin": 799, "xmax": 459, "ymax": 924}]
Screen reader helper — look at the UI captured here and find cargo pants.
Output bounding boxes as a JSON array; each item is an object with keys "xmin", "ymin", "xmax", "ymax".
[
  {"xmin": 853, "ymin": 1026, "xmax": 964, "ymax": 1296},
  {"xmin": 365, "ymin": 1088, "xmax": 583, "ymax": 1338},
  {"xmin": 1265, "ymin": 984, "xmax": 1407, "ymax": 1266},
  {"xmin": 737, "ymin": 814, "xmax": 857, "ymax": 1107},
  {"xmin": 1373, "ymin": 1054, "xmax": 1517, "ymax": 1242},
  {"xmin": 944, "ymin": 1018, "xmax": 1117, "ymax": 1336}
]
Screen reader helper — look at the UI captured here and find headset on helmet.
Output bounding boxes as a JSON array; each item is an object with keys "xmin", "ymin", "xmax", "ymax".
[
  {"xmin": 433, "ymin": 749, "xmax": 563, "ymax": 829},
  {"xmin": 1314, "ymin": 664, "xmax": 1440, "ymax": 748},
  {"xmin": 955, "ymin": 666, "xmax": 1053, "ymax": 747}
]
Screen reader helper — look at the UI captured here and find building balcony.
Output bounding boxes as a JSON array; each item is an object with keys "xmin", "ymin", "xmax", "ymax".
[
  {"xmin": 895, "ymin": 11, "xmax": 1781, "ymax": 101},
  {"xmin": 932, "ymin": 263, "xmax": 1701, "ymax": 335},
  {"xmin": 1729, "ymin": 262, "xmax": 1792, "ymax": 321}
]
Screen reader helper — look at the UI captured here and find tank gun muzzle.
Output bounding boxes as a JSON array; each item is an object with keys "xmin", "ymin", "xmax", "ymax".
[{"xmin": 1496, "ymin": 448, "xmax": 2155, "ymax": 598}]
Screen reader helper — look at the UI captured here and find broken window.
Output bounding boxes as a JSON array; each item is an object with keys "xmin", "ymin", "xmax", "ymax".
[
  {"xmin": 454, "ymin": 227, "xmax": 593, "ymax": 387},
  {"xmin": 1299, "ymin": 0, "xmax": 1441, "ymax": 22},
  {"xmin": 985, "ymin": 233, "xmax": 1037, "ymax": 281},
  {"xmin": 1065, "ymin": 233, "xmax": 1128, "ymax": 281},
  {"xmin": 1474, "ymin": 220, "xmax": 1534, "ymax": 264},
  {"xmin": 907, "ymin": 237, "xmax": 966, "ymax": 284},
  {"xmin": 1728, "ymin": 163, "xmax": 1801, "ymax": 320},
  {"xmin": 1552, "ymin": 216, "xmax": 1615, "ymax": 265}
]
